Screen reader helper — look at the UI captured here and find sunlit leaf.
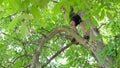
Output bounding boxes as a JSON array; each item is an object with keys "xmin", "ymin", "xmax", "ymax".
[
  {"xmin": 20, "ymin": 22, "xmax": 29, "ymax": 40},
  {"xmin": 7, "ymin": 15, "xmax": 22, "ymax": 30},
  {"xmin": 30, "ymin": 5, "xmax": 40, "ymax": 19}
]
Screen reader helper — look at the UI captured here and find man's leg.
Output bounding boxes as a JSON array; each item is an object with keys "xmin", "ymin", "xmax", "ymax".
[
  {"xmin": 79, "ymin": 22, "xmax": 89, "ymax": 39},
  {"xmin": 70, "ymin": 21, "xmax": 77, "ymax": 32},
  {"xmin": 70, "ymin": 21, "xmax": 78, "ymax": 43},
  {"xmin": 79, "ymin": 22, "xmax": 86, "ymax": 35}
]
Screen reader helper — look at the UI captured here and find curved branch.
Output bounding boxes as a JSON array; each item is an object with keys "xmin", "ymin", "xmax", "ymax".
[
  {"xmin": 30, "ymin": 26, "xmax": 89, "ymax": 68},
  {"xmin": 42, "ymin": 43, "xmax": 73, "ymax": 68}
]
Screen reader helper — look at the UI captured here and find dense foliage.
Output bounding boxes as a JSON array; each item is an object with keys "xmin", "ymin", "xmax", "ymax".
[{"xmin": 0, "ymin": 0, "xmax": 120, "ymax": 68}]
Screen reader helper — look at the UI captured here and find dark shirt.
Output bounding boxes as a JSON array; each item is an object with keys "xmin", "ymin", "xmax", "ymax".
[{"xmin": 70, "ymin": 14, "xmax": 82, "ymax": 26}]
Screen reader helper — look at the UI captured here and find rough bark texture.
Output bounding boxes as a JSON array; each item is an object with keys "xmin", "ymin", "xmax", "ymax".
[{"xmin": 88, "ymin": 24, "xmax": 113, "ymax": 68}]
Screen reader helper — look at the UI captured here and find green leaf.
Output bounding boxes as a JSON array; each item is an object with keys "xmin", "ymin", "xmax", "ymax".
[
  {"xmin": 0, "ymin": 5, "xmax": 4, "ymax": 11},
  {"xmin": 21, "ymin": 0, "xmax": 31, "ymax": 10},
  {"xmin": 20, "ymin": 22, "xmax": 29, "ymax": 40},
  {"xmin": 91, "ymin": 16, "xmax": 98, "ymax": 26},
  {"xmin": 7, "ymin": 15, "xmax": 22, "ymax": 30},
  {"xmin": 86, "ymin": 21, "xmax": 90, "ymax": 31},
  {"xmin": 22, "ymin": 14, "xmax": 33, "ymax": 20},
  {"xmin": 0, "ymin": 42, "xmax": 4, "ymax": 48},
  {"xmin": 95, "ymin": 35, "xmax": 102, "ymax": 40},
  {"xmin": 8, "ymin": 0, "xmax": 21, "ymax": 11},
  {"xmin": 100, "ymin": 9, "xmax": 105, "ymax": 20},
  {"xmin": 30, "ymin": 5, "xmax": 40, "ymax": 19},
  {"xmin": 0, "ymin": 9, "xmax": 15, "ymax": 19},
  {"xmin": 0, "ymin": 0, "xmax": 3, "ymax": 4}
]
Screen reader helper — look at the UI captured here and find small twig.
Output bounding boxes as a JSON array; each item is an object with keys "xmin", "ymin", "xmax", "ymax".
[
  {"xmin": 1, "ymin": 32, "xmax": 23, "ymax": 44},
  {"xmin": 42, "ymin": 43, "xmax": 73, "ymax": 68},
  {"xmin": 11, "ymin": 54, "xmax": 32, "ymax": 64},
  {"xmin": 41, "ymin": 27, "xmax": 50, "ymax": 33},
  {"xmin": 52, "ymin": 1, "xmax": 58, "ymax": 3},
  {"xmin": 24, "ymin": 64, "xmax": 31, "ymax": 68},
  {"xmin": 98, "ymin": 23, "xmax": 106, "ymax": 30},
  {"xmin": 43, "ymin": 45, "xmax": 55, "ymax": 51}
]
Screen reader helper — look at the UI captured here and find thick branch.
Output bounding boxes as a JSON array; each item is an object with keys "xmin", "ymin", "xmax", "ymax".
[{"xmin": 30, "ymin": 26, "xmax": 89, "ymax": 68}]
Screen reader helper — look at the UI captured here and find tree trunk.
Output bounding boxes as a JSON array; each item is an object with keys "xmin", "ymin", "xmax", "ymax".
[
  {"xmin": 88, "ymin": 24, "xmax": 113, "ymax": 68},
  {"xmin": 79, "ymin": 10, "xmax": 113, "ymax": 68}
]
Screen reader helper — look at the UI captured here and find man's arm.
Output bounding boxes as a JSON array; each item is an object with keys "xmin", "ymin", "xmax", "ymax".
[{"xmin": 60, "ymin": 6, "xmax": 66, "ymax": 19}]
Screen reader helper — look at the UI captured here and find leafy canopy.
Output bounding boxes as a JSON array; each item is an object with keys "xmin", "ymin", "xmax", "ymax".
[{"xmin": 0, "ymin": 0, "xmax": 120, "ymax": 68}]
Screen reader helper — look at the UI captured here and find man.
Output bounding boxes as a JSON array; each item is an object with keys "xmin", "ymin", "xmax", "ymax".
[{"xmin": 61, "ymin": 6, "xmax": 89, "ymax": 42}]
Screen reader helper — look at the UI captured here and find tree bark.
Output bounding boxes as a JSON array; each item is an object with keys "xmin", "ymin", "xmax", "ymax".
[
  {"xmin": 88, "ymin": 24, "xmax": 113, "ymax": 68},
  {"xmin": 79, "ymin": 10, "xmax": 113, "ymax": 68}
]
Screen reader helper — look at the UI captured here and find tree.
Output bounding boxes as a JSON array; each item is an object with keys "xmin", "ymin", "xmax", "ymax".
[{"xmin": 0, "ymin": 0, "xmax": 120, "ymax": 68}]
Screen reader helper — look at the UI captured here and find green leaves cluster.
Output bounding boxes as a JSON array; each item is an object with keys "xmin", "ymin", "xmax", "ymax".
[{"xmin": 0, "ymin": 0, "xmax": 120, "ymax": 68}]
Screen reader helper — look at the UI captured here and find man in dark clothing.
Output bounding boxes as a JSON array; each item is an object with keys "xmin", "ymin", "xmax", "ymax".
[{"xmin": 61, "ymin": 6, "xmax": 89, "ymax": 40}]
